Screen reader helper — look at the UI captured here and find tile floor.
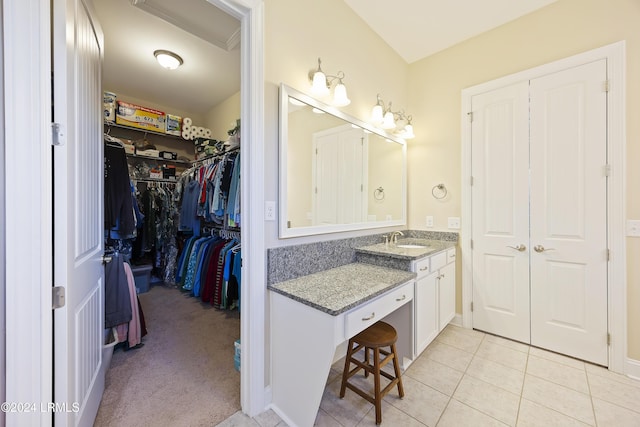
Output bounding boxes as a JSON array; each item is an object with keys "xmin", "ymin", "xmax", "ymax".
[{"xmin": 217, "ymin": 325, "xmax": 640, "ymax": 427}]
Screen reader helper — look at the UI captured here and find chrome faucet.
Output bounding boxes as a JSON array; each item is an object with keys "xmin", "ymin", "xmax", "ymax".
[{"xmin": 389, "ymin": 231, "xmax": 404, "ymax": 244}]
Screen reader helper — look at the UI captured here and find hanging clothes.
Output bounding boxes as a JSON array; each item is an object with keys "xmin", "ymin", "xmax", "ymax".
[{"xmin": 104, "ymin": 140, "xmax": 136, "ymax": 237}]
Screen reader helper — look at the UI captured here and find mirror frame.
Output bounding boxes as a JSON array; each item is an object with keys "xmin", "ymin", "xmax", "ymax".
[{"xmin": 279, "ymin": 83, "xmax": 407, "ymax": 238}]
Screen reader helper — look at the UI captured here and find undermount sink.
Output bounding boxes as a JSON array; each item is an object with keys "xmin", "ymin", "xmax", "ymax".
[{"xmin": 396, "ymin": 244, "xmax": 427, "ymax": 249}]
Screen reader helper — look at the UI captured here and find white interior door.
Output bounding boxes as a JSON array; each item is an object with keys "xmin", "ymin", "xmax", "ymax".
[
  {"xmin": 471, "ymin": 81, "xmax": 531, "ymax": 343},
  {"xmin": 471, "ymin": 61, "xmax": 608, "ymax": 364},
  {"xmin": 312, "ymin": 125, "xmax": 366, "ymax": 225},
  {"xmin": 529, "ymin": 60, "xmax": 608, "ymax": 365},
  {"xmin": 52, "ymin": 0, "xmax": 105, "ymax": 425}
]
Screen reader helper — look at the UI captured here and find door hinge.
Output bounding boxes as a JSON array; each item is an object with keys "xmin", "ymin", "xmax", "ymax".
[
  {"xmin": 51, "ymin": 123, "xmax": 65, "ymax": 146},
  {"xmin": 606, "ymin": 248, "xmax": 610, "ymax": 261},
  {"xmin": 470, "ymin": 176, "xmax": 474, "ymax": 186},
  {"xmin": 52, "ymin": 286, "xmax": 66, "ymax": 309},
  {"xmin": 470, "ymin": 239, "xmax": 474, "ymax": 249},
  {"xmin": 604, "ymin": 164, "xmax": 611, "ymax": 177},
  {"xmin": 607, "ymin": 333, "xmax": 611, "ymax": 346},
  {"xmin": 467, "ymin": 112, "xmax": 473, "ymax": 122},
  {"xmin": 470, "ymin": 301, "xmax": 474, "ymax": 312},
  {"xmin": 604, "ymin": 80, "xmax": 610, "ymax": 92}
]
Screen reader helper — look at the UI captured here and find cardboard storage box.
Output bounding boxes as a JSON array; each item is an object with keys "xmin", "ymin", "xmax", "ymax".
[{"xmin": 116, "ymin": 101, "xmax": 166, "ymax": 132}]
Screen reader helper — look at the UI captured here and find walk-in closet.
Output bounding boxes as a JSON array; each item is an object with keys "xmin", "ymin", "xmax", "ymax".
[{"xmin": 94, "ymin": 1, "xmax": 243, "ymax": 425}]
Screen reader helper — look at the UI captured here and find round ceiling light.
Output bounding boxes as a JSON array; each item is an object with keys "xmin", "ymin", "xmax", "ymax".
[{"xmin": 154, "ymin": 50, "xmax": 183, "ymax": 70}]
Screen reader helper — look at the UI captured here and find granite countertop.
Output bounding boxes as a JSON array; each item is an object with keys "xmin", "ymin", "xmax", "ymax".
[
  {"xmin": 268, "ymin": 263, "xmax": 416, "ymax": 316},
  {"xmin": 355, "ymin": 238, "xmax": 456, "ymax": 260}
]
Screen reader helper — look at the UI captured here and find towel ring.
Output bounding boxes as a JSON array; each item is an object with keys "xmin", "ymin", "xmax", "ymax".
[
  {"xmin": 432, "ymin": 183, "xmax": 447, "ymax": 200},
  {"xmin": 374, "ymin": 187, "xmax": 385, "ymax": 200}
]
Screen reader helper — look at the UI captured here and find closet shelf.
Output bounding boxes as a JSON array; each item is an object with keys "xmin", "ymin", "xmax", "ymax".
[
  {"xmin": 126, "ymin": 153, "xmax": 192, "ymax": 165},
  {"xmin": 104, "ymin": 121, "xmax": 185, "ymax": 140}
]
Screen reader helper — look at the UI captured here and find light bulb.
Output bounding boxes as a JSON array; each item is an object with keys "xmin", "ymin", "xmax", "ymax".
[
  {"xmin": 403, "ymin": 124, "xmax": 415, "ymax": 139},
  {"xmin": 382, "ymin": 111, "xmax": 396, "ymax": 129},
  {"xmin": 371, "ymin": 105, "xmax": 384, "ymax": 124},
  {"xmin": 311, "ymin": 71, "xmax": 330, "ymax": 96},
  {"xmin": 332, "ymin": 82, "xmax": 351, "ymax": 106}
]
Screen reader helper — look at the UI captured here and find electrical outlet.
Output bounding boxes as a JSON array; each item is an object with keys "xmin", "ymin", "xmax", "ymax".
[
  {"xmin": 627, "ymin": 220, "xmax": 640, "ymax": 237},
  {"xmin": 426, "ymin": 216, "xmax": 434, "ymax": 227},
  {"xmin": 448, "ymin": 217, "xmax": 461, "ymax": 229},
  {"xmin": 265, "ymin": 201, "xmax": 276, "ymax": 221}
]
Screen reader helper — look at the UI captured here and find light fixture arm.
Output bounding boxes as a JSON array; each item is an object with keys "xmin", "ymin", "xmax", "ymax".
[{"xmin": 308, "ymin": 58, "xmax": 346, "ymax": 89}]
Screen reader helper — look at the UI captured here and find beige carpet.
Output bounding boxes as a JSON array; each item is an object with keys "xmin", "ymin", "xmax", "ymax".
[{"xmin": 94, "ymin": 284, "xmax": 241, "ymax": 427}]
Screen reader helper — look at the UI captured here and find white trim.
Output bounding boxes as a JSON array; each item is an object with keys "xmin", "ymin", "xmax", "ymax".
[
  {"xmin": 3, "ymin": 0, "xmax": 53, "ymax": 424},
  {"xmin": 626, "ymin": 358, "xmax": 640, "ymax": 381},
  {"xmin": 461, "ymin": 41, "xmax": 627, "ymax": 373},
  {"xmin": 207, "ymin": 0, "xmax": 267, "ymax": 417}
]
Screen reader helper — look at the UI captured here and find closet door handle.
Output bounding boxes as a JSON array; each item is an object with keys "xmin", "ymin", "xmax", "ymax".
[
  {"xmin": 507, "ymin": 244, "xmax": 526, "ymax": 252},
  {"xmin": 534, "ymin": 245, "xmax": 555, "ymax": 253},
  {"xmin": 102, "ymin": 255, "xmax": 113, "ymax": 265}
]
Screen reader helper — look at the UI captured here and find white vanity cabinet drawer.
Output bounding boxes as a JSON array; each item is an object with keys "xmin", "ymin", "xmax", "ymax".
[
  {"xmin": 447, "ymin": 248, "xmax": 456, "ymax": 264},
  {"xmin": 430, "ymin": 251, "xmax": 448, "ymax": 271},
  {"xmin": 413, "ymin": 257, "xmax": 431, "ymax": 278},
  {"xmin": 345, "ymin": 281, "xmax": 414, "ymax": 339}
]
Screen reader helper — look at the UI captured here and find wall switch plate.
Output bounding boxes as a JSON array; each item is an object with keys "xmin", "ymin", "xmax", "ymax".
[
  {"xmin": 426, "ymin": 216, "xmax": 434, "ymax": 227},
  {"xmin": 448, "ymin": 217, "xmax": 461, "ymax": 229},
  {"xmin": 265, "ymin": 201, "xmax": 276, "ymax": 221},
  {"xmin": 627, "ymin": 220, "xmax": 640, "ymax": 237}
]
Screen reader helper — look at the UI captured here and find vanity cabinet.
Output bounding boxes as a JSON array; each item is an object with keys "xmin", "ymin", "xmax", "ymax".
[{"xmin": 414, "ymin": 247, "xmax": 456, "ymax": 356}]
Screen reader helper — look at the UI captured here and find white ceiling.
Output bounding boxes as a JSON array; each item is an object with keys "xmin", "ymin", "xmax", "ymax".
[
  {"xmin": 94, "ymin": 0, "xmax": 558, "ymax": 116},
  {"xmin": 344, "ymin": 0, "xmax": 559, "ymax": 63}
]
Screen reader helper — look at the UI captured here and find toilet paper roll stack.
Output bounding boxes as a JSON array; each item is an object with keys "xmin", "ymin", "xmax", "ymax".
[{"xmin": 181, "ymin": 117, "xmax": 212, "ymax": 141}]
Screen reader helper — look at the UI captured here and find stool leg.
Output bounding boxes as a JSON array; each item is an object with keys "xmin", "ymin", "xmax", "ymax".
[
  {"xmin": 390, "ymin": 343, "xmax": 404, "ymax": 398},
  {"xmin": 373, "ymin": 347, "xmax": 382, "ymax": 424},
  {"xmin": 340, "ymin": 339, "xmax": 355, "ymax": 398},
  {"xmin": 364, "ymin": 346, "xmax": 370, "ymax": 378}
]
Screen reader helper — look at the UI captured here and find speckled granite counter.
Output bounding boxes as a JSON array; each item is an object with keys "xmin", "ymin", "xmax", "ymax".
[
  {"xmin": 356, "ymin": 238, "xmax": 456, "ymax": 260},
  {"xmin": 268, "ymin": 263, "xmax": 416, "ymax": 316},
  {"xmin": 355, "ymin": 238, "xmax": 456, "ymax": 271}
]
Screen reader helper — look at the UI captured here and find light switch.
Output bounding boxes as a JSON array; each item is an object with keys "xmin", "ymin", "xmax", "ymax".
[
  {"xmin": 426, "ymin": 216, "xmax": 434, "ymax": 227},
  {"xmin": 448, "ymin": 217, "xmax": 461, "ymax": 229},
  {"xmin": 627, "ymin": 220, "xmax": 640, "ymax": 237}
]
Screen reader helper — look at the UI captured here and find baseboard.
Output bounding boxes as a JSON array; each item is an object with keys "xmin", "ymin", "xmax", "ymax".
[
  {"xmin": 626, "ymin": 357, "xmax": 640, "ymax": 380},
  {"xmin": 450, "ymin": 313, "xmax": 463, "ymax": 327}
]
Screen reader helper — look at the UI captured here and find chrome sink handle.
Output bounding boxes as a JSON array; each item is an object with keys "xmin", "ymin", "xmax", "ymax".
[
  {"xmin": 534, "ymin": 245, "xmax": 555, "ymax": 253},
  {"xmin": 507, "ymin": 244, "xmax": 526, "ymax": 252}
]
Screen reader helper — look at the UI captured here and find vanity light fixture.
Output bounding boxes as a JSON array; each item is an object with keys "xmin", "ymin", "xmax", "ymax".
[
  {"xmin": 370, "ymin": 94, "xmax": 416, "ymax": 139},
  {"xmin": 308, "ymin": 57, "xmax": 351, "ymax": 107},
  {"xmin": 154, "ymin": 49, "xmax": 183, "ymax": 70}
]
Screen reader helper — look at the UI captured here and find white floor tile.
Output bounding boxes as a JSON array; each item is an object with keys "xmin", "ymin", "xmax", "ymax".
[
  {"xmin": 435, "ymin": 325, "xmax": 484, "ymax": 353},
  {"xmin": 587, "ymin": 370, "xmax": 640, "ymax": 413},
  {"xmin": 522, "ymin": 374, "xmax": 594, "ymax": 425},
  {"xmin": 437, "ymin": 399, "xmax": 509, "ymax": 427},
  {"xmin": 475, "ymin": 340, "xmax": 529, "ymax": 372},
  {"xmin": 529, "ymin": 346, "xmax": 586, "ymax": 370},
  {"xmin": 483, "ymin": 334, "xmax": 530, "ymax": 354},
  {"xmin": 516, "ymin": 399, "xmax": 591, "ymax": 427},
  {"xmin": 592, "ymin": 397, "xmax": 640, "ymax": 427},
  {"xmin": 423, "ymin": 340, "xmax": 474, "ymax": 372},
  {"xmin": 526, "ymin": 354, "xmax": 589, "ymax": 394},
  {"xmin": 383, "ymin": 375, "xmax": 449, "ymax": 426},
  {"xmin": 466, "ymin": 356, "xmax": 525, "ymax": 395},
  {"xmin": 453, "ymin": 375, "xmax": 520, "ymax": 426},
  {"xmin": 319, "ymin": 375, "xmax": 372, "ymax": 427},
  {"xmin": 356, "ymin": 400, "xmax": 427, "ymax": 426},
  {"xmin": 405, "ymin": 356, "xmax": 464, "ymax": 396}
]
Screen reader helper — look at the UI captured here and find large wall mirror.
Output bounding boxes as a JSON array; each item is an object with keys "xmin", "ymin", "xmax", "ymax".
[{"xmin": 279, "ymin": 83, "xmax": 407, "ymax": 238}]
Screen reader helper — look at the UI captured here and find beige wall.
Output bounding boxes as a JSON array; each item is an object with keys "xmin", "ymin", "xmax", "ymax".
[
  {"xmin": 265, "ymin": 0, "xmax": 409, "ymax": 247},
  {"xmin": 204, "ymin": 91, "xmax": 241, "ymax": 142},
  {"xmin": 406, "ymin": 0, "xmax": 640, "ymax": 359}
]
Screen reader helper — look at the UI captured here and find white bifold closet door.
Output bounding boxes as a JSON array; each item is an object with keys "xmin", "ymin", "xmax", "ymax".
[{"xmin": 471, "ymin": 59, "xmax": 609, "ymax": 366}]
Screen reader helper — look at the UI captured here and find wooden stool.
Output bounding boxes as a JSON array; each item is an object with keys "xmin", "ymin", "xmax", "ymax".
[{"xmin": 339, "ymin": 321, "xmax": 404, "ymax": 424}]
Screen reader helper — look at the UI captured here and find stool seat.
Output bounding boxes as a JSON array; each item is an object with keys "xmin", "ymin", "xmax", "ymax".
[
  {"xmin": 340, "ymin": 321, "xmax": 404, "ymax": 425},
  {"xmin": 351, "ymin": 320, "xmax": 397, "ymax": 347}
]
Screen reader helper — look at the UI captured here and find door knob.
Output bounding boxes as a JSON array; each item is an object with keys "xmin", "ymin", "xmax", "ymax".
[
  {"xmin": 507, "ymin": 244, "xmax": 526, "ymax": 252},
  {"xmin": 534, "ymin": 245, "xmax": 555, "ymax": 253},
  {"xmin": 102, "ymin": 255, "xmax": 113, "ymax": 264}
]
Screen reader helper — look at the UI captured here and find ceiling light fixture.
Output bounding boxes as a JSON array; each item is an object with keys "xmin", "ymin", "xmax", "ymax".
[
  {"xmin": 154, "ymin": 49, "xmax": 183, "ymax": 70},
  {"xmin": 308, "ymin": 57, "xmax": 351, "ymax": 107},
  {"xmin": 370, "ymin": 94, "xmax": 415, "ymax": 139}
]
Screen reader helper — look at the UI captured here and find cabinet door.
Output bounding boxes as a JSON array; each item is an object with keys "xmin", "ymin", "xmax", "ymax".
[
  {"xmin": 438, "ymin": 262, "xmax": 456, "ymax": 331},
  {"xmin": 415, "ymin": 271, "xmax": 439, "ymax": 356}
]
